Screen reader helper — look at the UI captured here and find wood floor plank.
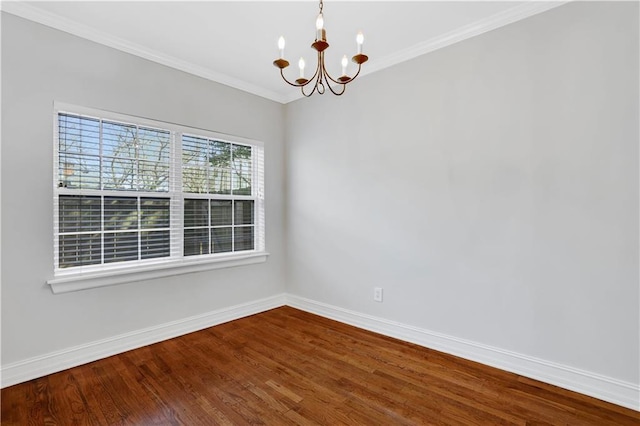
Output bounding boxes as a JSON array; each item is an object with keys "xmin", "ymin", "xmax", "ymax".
[
  {"xmin": 2, "ymin": 306, "xmax": 639, "ymax": 425},
  {"xmin": 0, "ymin": 384, "xmax": 27, "ymax": 424},
  {"xmin": 46, "ymin": 372, "xmax": 99, "ymax": 426}
]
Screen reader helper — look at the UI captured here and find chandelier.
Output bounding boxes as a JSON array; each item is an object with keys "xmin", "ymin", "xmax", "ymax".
[{"xmin": 273, "ymin": 0, "xmax": 368, "ymax": 97}]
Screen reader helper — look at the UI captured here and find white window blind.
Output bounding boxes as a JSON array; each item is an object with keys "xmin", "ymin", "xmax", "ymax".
[
  {"xmin": 182, "ymin": 134, "xmax": 259, "ymax": 257},
  {"xmin": 52, "ymin": 104, "xmax": 266, "ymax": 289}
]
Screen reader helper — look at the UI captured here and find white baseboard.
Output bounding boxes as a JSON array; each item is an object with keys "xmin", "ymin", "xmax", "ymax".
[
  {"xmin": 285, "ymin": 294, "xmax": 640, "ymax": 412},
  {"xmin": 1, "ymin": 294, "xmax": 286, "ymax": 388},
  {"xmin": 3, "ymin": 292, "xmax": 638, "ymax": 412}
]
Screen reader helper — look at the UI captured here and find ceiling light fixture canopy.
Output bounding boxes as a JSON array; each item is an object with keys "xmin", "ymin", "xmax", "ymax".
[{"xmin": 273, "ymin": 0, "xmax": 368, "ymax": 97}]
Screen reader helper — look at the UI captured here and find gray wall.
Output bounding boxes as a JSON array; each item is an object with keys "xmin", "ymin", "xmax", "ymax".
[
  {"xmin": 285, "ymin": 1, "xmax": 639, "ymax": 384},
  {"xmin": 1, "ymin": 13, "xmax": 286, "ymax": 364}
]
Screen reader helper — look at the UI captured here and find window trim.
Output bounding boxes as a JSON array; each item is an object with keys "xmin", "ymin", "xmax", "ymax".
[
  {"xmin": 47, "ymin": 252, "xmax": 268, "ymax": 294},
  {"xmin": 48, "ymin": 102, "xmax": 268, "ymax": 293}
]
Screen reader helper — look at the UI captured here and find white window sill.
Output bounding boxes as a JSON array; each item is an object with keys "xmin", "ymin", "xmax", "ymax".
[{"xmin": 47, "ymin": 252, "xmax": 269, "ymax": 294}]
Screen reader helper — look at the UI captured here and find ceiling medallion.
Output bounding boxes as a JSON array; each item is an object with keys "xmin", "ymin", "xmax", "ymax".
[{"xmin": 273, "ymin": 0, "xmax": 368, "ymax": 97}]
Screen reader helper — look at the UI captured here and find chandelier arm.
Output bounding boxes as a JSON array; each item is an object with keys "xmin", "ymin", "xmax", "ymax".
[
  {"xmin": 301, "ymin": 81, "xmax": 317, "ymax": 97},
  {"xmin": 294, "ymin": 53, "xmax": 322, "ymax": 95},
  {"xmin": 279, "ymin": 69, "xmax": 306, "ymax": 88},
  {"xmin": 304, "ymin": 55, "xmax": 320, "ymax": 96},
  {"xmin": 312, "ymin": 51, "xmax": 326, "ymax": 95},
  {"xmin": 280, "ymin": 66, "xmax": 321, "ymax": 89},
  {"xmin": 349, "ymin": 63, "xmax": 364, "ymax": 81},
  {"xmin": 318, "ymin": 55, "xmax": 347, "ymax": 95},
  {"xmin": 301, "ymin": 86, "xmax": 314, "ymax": 97},
  {"xmin": 320, "ymin": 57, "xmax": 362, "ymax": 95},
  {"xmin": 322, "ymin": 61, "xmax": 348, "ymax": 86},
  {"xmin": 310, "ymin": 51, "xmax": 323, "ymax": 86},
  {"xmin": 326, "ymin": 80, "xmax": 347, "ymax": 96},
  {"xmin": 330, "ymin": 63, "xmax": 363, "ymax": 86}
]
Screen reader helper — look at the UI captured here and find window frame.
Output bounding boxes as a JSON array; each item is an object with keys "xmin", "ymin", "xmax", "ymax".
[{"xmin": 48, "ymin": 102, "xmax": 268, "ymax": 294}]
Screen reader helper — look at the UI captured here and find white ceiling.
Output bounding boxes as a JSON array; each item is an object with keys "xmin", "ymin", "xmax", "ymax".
[{"xmin": 3, "ymin": 1, "xmax": 565, "ymax": 103}]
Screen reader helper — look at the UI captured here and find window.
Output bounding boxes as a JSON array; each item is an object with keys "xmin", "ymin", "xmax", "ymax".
[
  {"xmin": 181, "ymin": 135, "xmax": 257, "ymax": 256},
  {"xmin": 50, "ymin": 104, "xmax": 266, "ymax": 293}
]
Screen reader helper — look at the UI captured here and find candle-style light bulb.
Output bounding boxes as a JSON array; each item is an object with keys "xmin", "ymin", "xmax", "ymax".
[
  {"xmin": 316, "ymin": 13, "xmax": 324, "ymax": 40},
  {"xmin": 341, "ymin": 55, "xmax": 348, "ymax": 76},
  {"xmin": 298, "ymin": 57, "xmax": 306, "ymax": 78},
  {"xmin": 278, "ymin": 36, "xmax": 285, "ymax": 58},
  {"xmin": 356, "ymin": 31, "xmax": 364, "ymax": 54}
]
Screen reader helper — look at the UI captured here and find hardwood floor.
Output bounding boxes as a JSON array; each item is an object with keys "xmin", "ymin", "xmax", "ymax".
[{"xmin": 2, "ymin": 306, "xmax": 639, "ymax": 425}]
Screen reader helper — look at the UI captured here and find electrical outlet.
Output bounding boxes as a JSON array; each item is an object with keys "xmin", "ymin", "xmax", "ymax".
[{"xmin": 374, "ymin": 287, "xmax": 383, "ymax": 302}]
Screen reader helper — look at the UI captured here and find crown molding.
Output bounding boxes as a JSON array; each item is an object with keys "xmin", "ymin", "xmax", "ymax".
[
  {"xmin": 363, "ymin": 1, "xmax": 570, "ymax": 75},
  {"xmin": 282, "ymin": 1, "xmax": 569, "ymax": 104},
  {"xmin": 2, "ymin": 1, "xmax": 567, "ymax": 105},
  {"xmin": 0, "ymin": 1, "xmax": 289, "ymax": 104}
]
